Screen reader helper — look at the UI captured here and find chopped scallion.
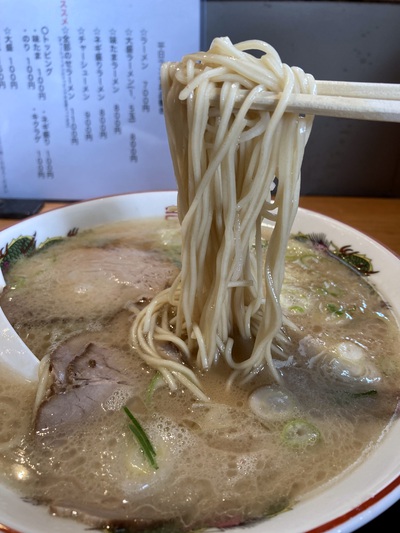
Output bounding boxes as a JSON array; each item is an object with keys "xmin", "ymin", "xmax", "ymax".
[
  {"xmin": 281, "ymin": 419, "xmax": 321, "ymax": 449},
  {"xmin": 146, "ymin": 372, "xmax": 163, "ymax": 403},
  {"xmin": 123, "ymin": 406, "xmax": 158, "ymax": 469}
]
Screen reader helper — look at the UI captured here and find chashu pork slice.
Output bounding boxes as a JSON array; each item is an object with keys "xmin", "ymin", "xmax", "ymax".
[
  {"xmin": 35, "ymin": 333, "xmax": 136, "ymax": 436},
  {"xmin": 1, "ymin": 246, "xmax": 179, "ymax": 324}
]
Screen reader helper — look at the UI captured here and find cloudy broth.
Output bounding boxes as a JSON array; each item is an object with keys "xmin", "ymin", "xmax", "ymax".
[{"xmin": 0, "ymin": 218, "xmax": 399, "ymax": 532}]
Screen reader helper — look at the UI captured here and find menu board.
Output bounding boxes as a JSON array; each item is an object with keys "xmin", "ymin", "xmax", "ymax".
[{"xmin": 0, "ymin": 0, "xmax": 200, "ymax": 199}]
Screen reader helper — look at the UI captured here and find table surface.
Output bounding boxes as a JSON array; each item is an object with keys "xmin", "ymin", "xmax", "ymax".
[
  {"xmin": 1, "ymin": 196, "xmax": 398, "ymax": 256},
  {"xmin": 0, "ymin": 195, "xmax": 399, "ymax": 532},
  {"xmin": 298, "ymin": 196, "xmax": 400, "ymax": 257}
]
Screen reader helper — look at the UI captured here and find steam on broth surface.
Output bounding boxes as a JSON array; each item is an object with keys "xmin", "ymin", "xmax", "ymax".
[{"xmin": 0, "ymin": 216, "xmax": 399, "ymax": 532}]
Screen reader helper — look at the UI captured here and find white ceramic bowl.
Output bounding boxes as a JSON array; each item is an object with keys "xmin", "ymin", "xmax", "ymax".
[{"xmin": 0, "ymin": 191, "xmax": 399, "ymax": 533}]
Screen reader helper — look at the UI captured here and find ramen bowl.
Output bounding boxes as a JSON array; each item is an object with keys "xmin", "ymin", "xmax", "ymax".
[{"xmin": 0, "ymin": 191, "xmax": 399, "ymax": 533}]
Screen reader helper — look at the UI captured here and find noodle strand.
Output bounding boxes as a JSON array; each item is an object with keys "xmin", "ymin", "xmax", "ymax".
[{"xmin": 130, "ymin": 37, "xmax": 316, "ymax": 398}]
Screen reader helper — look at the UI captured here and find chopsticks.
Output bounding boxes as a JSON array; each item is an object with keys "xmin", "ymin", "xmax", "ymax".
[{"xmin": 207, "ymin": 81, "xmax": 400, "ymax": 123}]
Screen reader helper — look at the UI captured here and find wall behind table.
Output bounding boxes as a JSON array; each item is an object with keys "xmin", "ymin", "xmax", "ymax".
[{"xmin": 203, "ymin": 0, "xmax": 400, "ymax": 197}]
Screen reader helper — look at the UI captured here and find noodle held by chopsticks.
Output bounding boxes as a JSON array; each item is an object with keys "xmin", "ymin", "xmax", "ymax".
[{"xmin": 130, "ymin": 37, "xmax": 316, "ymax": 397}]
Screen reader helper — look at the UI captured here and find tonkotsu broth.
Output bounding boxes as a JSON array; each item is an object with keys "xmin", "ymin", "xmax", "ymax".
[{"xmin": 0, "ymin": 217, "xmax": 399, "ymax": 532}]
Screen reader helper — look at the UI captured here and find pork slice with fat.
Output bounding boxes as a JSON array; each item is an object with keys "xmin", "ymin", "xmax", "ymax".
[
  {"xmin": 2, "ymin": 246, "xmax": 179, "ymax": 323},
  {"xmin": 35, "ymin": 337, "xmax": 135, "ymax": 436}
]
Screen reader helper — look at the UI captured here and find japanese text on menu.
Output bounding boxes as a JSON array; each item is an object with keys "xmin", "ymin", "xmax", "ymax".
[{"xmin": 0, "ymin": 0, "xmax": 200, "ymax": 199}]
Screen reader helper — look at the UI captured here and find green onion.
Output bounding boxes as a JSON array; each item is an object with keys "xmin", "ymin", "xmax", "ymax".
[
  {"xmin": 288, "ymin": 305, "xmax": 305, "ymax": 313},
  {"xmin": 123, "ymin": 406, "xmax": 158, "ymax": 469},
  {"xmin": 281, "ymin": 419, "xmax": 321, "ymax": 449},
  {"xmin": 326, "ymin": 303, "xmax": 345, "ymax": 316},
  {"xmin": 146, "ymin": 372, "xmax": 163, "ymax": 404}
]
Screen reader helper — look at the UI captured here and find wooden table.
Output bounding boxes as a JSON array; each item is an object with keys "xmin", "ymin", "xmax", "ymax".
[
  {"xmin": 0, "ymin": 196, "xmax": 399, "ymax": 256},
  {"xmin": 299, "ymin": 196, "xmax": 400, "ymax": 256}
]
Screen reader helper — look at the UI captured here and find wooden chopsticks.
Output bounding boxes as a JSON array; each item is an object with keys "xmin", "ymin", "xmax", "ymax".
[
  {"xmin": 207, "ymin": 81, "xmax": 400, "ymax": 123},
  {"xmin": 315, "ymin": 81, "xmax": 400, "ymax": 100}
]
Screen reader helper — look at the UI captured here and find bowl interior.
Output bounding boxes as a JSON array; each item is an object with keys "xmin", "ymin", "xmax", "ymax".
[{"xmin": 0, "ymin": 191, "xmax": 399, "ymax": 533}]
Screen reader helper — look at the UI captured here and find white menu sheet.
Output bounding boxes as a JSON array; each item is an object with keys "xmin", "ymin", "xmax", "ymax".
[{"xmin": 0, "ymin": 0, "xmax": 200, "ymax": 200}]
